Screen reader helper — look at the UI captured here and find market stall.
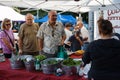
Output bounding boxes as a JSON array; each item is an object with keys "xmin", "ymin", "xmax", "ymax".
[{"xmin": 0, "ymin": 58, "xmax": 86, "ymax": 80}]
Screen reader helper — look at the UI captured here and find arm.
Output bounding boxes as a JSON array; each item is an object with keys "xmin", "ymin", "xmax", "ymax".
[
  {"xmin": 82, "ymin": 45, "xmax": 91, "ymax": 67},
  {"xmin": 75, "ymin": 33, "xmax": 83, "ymax": 46},
  {"xmin": 18, "ymin": 37, "xmax": 23, "ymax": 54},
  {"xmin": 83, "ymin": 37, "xmax": 88, "ymax": 42},
  {"xmin": 38, "ymin": 38, "xmax": 43, "ymax": 51},
  {"xmin": 18, "ymin": 24, "xmax": 24, "ymax": 55},
  {"xmin": 12, "ymin": 31, "xmax": 16, "ymax": 53},
  {"xmin": 2, "ymin": 37, "xmax": 14, "ymax": 51},
  {"xmin": 0, "ymin": 31, "xmax": 14, "ymax": 51},
  {"xmin": 81, "ymin": 27, "xmax": 89, "ymax": 42},
  {"xmin": 61, "ymin": 24, "xmax": 66, "ymax": 45},
  {"xmin": 36, "ymin": 23, "xmax": 45, "ymax": 52},
  {"xmin": 61, "ymin": 35, "xmax": 66, "ymax": 45},
  {"xmin": 76, "ymin": 36, "xmax": 83, "ymax": 46},
  {"xmin": 66, "ymin": 41, "xmax": 71, "ymax": 46}
]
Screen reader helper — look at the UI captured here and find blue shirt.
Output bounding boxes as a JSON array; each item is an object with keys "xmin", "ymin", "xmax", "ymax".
[{"xmin": 68, "ymin": 35, "xmax": 83, "ymax": 52}]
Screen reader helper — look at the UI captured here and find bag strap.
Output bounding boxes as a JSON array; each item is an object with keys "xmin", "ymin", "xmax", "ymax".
[{"xmin": 3, "ymin": 30, "xmax": 14, "ymax": 47}]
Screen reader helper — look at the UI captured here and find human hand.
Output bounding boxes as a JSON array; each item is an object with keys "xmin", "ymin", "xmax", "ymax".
[
  {"xmin": 83, "ymin": 37, "xmax": 88, "ymax": 41},
  {"xmin": 61, "ymin": 41, "xmax": 64, "ymax": 46},
  {"xmin": 12, "ymin": 47, "xmax": 16, "ymax": 52},
  {"xmin": 18, "ymin": 49, "xmax": 23, "ymax": 55},
  {"xmin": 59, "ymin": 40, "xmax": 64, "ymax": 46},
  {"xmin": 75, "ymin": 36, "xmax": 80, "ymax": 41}
]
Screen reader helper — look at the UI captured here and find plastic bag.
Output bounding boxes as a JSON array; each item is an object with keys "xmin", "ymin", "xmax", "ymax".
[{"xmin": 57, "ymin": 46, "xmax": 68, "ymax": 59}]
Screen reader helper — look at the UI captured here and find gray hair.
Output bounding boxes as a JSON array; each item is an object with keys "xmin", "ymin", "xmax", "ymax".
[
  {"xmin": 77, "ymin": 21, "xmax": 83, "ymax": 25},
  {"xmin": 25, "ymin": 13, "xmax": 34, "ymax": 19}
]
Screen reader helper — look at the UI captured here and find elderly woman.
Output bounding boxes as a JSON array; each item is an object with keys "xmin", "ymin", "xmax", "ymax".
[
  {"xmin": 82, "ymin": 18, "xmax": 120, "ymax": 80},
  {"xmin": 0, "ymin": 18, "xmax": 15, "ymax": 58}
]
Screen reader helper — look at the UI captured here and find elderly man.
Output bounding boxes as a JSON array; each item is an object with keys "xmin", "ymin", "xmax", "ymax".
[
  {"xmin": 77, "ymin": 21, "xmax": 90, "ymax": 42},
  {"xmin": 76, "ymin": 21, "xmax": 90, "ymax": 51},
  {"xmin": 18, "ymin": 13, "xmax": 39, "ymax": 56},
  {"xmin": 37, "ymin": 10, "xmax": 66, "ymax": 58}
]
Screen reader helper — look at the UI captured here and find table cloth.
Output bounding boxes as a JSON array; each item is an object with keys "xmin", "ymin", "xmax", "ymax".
[{"xmin": 0, "ymin": 59, "xmax": 87, "ymax": 80}]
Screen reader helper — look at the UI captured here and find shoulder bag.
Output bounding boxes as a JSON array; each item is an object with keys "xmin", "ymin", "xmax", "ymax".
[{"xmin": 3, "ymin": 30, "xmax": 14, "ymax": 47}]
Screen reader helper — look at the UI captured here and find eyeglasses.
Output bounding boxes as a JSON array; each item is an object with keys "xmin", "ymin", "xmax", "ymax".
[{"xmin": 5, "ymin": 24, "xmax": 11, "ymax": 26}]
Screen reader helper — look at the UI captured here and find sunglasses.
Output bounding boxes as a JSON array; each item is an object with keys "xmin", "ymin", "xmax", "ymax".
[
  {"xmin": 52, "ymin": 30, "xmax": 54, "ymax": 37},
  {"xmin": 5, "ymin": 24, "xmax": 11, "ymax": 26}
]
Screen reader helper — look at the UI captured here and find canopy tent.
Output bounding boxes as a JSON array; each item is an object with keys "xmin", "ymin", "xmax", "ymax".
[
  {"xmin": 34, "ymin": 14, "xmax": 76, "ymax": 25},
  {"xmin": 0, "ymin": 0, "xmax": 120, "ymax": 13},
  {"xmin": 1, "ymin": 0, "xmax": 120, "ymax": 41},
  {"xmin": 0, "ymin": 5, "xmax": 25, "ymax": 21}
]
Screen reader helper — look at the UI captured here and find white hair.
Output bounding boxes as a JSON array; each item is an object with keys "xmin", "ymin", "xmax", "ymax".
[{"xmin": 77, "ymin": 21, "xmax": 83, "ymax": 25}]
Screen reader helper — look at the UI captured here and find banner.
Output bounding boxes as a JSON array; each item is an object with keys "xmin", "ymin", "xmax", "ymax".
[{"xmin": 94, "ymin": 9, "xmax": 120, "ymax": 40}]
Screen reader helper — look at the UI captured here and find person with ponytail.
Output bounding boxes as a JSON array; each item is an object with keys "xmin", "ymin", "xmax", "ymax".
[{"xmin": 82, "ymin": 17, "xmax": 120, "ymax": 80}]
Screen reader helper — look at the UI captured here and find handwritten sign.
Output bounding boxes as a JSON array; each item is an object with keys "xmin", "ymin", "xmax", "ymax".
[
  {"xmin": 94, "ymin": 9, "xmax": 120, "ymax": 40},
  {"xmin": 104, "ymin": 9, "xmax": 120, "ymax": 33}
]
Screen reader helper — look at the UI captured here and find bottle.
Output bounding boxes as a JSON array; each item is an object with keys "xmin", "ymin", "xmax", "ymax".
[
  {"xmin": 35, "ymin": 59, "xmax": 40, "ymax": 71},
  {"xmin": 0, "ymin": 48, "xmax": 5, "ymax": 62}
]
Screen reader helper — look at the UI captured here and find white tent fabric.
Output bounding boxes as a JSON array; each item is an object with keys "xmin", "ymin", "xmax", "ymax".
[
  {"xmin": 0, "ymin": 5, "xmax": 25, "ymax": 21},
  {"xmin": 0, "ymin": 0, "xmax": 120, "ymax": 13},
  {"xmin": 55, "ymin": 0, "xmax": 120, "ymax": 13}
]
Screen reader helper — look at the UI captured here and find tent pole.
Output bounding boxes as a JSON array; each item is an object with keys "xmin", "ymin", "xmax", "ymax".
[
  {"xmin": 37, "ymin": 9, "xmax": 39, "ymax": 19},
  {"xmin": 99, "ymin": 10, "xmax": 104, "ymax": 18},
  {"xmin": 77, "ymin": 12, "xmax": 82, "ymax": 21},
  {"xmin": 89, "ymin": 12, "xmax": 94, "ymax": 41}
]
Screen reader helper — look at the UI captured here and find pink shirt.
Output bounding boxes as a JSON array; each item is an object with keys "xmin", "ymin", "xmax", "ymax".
[{"xmin": 0, "ymin": 30, "xmax": 14, "ymax": 54}]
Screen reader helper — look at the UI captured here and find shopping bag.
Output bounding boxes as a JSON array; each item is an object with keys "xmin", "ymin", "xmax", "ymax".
[{"xmin": 57, "ymin": 46, "xmax": 68, "ymax": 59}]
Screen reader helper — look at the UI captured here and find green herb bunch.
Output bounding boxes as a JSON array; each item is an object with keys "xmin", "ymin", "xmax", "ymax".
[
  {"xmin": 35, "ymin": 54, "xmax": 46, "ymax": 61},
  {"xmin": 62, "ymin": 58, "xmax": 81, "ymax": 66},
  {"xmin": 47, "ymin": 60, "xmax": 58, "ymax": 64}
]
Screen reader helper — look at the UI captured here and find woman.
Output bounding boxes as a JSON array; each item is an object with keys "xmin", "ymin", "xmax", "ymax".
[
  {"xmin": 64, "ymin": 23, "xmax": 72, "ymax": 50},
  {"xmin": 82, "ymin": 18, "xmax": 120, "ymax": 80},
  {"xmin": 0, "ymin": 18, "xmax": 15, "ymax": 58}
]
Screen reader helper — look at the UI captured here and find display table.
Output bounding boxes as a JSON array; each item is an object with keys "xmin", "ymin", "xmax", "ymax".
[{"xmin": 0, "ymin": 59, "xmax": 87, "ymax": 80}]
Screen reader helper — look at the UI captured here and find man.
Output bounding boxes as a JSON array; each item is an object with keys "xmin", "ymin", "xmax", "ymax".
[
  {"xmin": 18, "ymin": 13, "xmax": 39, "ymax": 56},
  {"xmin": 77, "ymin": 21, "xmax": 90, "ymax": 51},
  {"xmin": 37, "ymin": 10, "xmax": 66, "ymax": 58},
  {"xmin": 77, "ymin": 21, "xmax": 90, "ymax": 42}
]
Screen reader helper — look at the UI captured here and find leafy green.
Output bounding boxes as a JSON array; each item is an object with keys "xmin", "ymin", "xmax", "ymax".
[
  {"xmin": 47, "ymin": 60, "xmax": 58, "ymax": 64},
  {"xmin": 35, "ymin": 54, "xmax": 46, "ymax": 61},
  {"xmin": 62, "ymin": 58, "xmax": 81, "ymax": 66}
]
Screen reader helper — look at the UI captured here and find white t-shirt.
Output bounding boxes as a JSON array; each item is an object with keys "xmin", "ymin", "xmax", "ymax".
[
  {"xmin": 64, "ymin": 28, "xmax": 72, "ymax": 44},
  {"xmin": 81, "ymin": 26, "xmax": 90, "ymax": 42}
]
